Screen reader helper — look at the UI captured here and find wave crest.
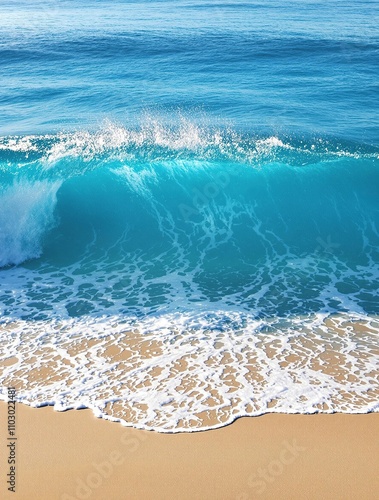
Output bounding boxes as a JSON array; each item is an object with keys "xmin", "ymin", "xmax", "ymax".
[{"xmin": 1, "ymin": 119, "xmax": 377, "ymax": 168}]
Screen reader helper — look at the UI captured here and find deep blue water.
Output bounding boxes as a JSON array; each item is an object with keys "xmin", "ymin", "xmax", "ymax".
[
  {"xmin": 0, "ymin": 1, "xmax": 378, "ymax": 428},
  {"xmin": 1, "ymin": 0, "xmax": 379, "ymax": 140}
]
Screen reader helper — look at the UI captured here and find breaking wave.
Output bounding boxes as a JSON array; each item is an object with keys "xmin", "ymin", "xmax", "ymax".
[{"xmin": 0, "ymin": 121, "xmax": 378, "ymax": 431}]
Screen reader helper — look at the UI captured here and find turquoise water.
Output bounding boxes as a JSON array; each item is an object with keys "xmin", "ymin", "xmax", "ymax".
[{"xmin": 0, "ymin": 1, "xmax": 378, "ymax": 431}]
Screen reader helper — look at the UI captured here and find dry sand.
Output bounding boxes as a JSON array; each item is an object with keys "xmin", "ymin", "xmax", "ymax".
[{"xmin": 0, "ymin": 403, "xmax": 378, "ymax": 500}]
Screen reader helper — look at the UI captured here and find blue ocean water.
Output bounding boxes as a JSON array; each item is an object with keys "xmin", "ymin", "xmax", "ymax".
[{"xmin": 0, "ymin": 1, "xmax": 378, "ymax": 431}]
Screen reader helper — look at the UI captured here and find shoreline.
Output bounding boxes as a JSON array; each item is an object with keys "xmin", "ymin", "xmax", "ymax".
[
  {"xmin": 1, "ymin": 404, "xmax": 378, "ymax": 499},
  {"xmin": 2, "ymin": 314, "xmax": 378, "ymax": 432}
]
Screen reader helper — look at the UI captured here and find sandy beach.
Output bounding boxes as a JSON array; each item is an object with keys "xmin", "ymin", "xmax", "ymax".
[{"xmin": 0, "ymin": 404, "xmax": 378, "ymax": 500}]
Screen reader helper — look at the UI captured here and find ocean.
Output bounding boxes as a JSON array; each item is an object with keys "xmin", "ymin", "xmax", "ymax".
[{"xmin": 0, "ymin": 0, "xmax": 378, "ymax": 432}]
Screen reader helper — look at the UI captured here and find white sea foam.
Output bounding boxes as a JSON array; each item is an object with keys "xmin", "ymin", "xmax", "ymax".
[
  {"xmin": 0, "ymin": 311, "xmax": 378, "ymax": 433},
  {"xmin": 0, "ymin": 180, "xmax": 61, "ymax": 267},
  {"xmin": 0, "ymin": 136, "xmax": 38, "ymax": 153}
]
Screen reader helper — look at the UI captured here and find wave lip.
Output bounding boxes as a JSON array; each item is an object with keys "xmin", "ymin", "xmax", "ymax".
[{"xmin": 2, "ymin": 121, "xmax": 378, "ymax": 166}]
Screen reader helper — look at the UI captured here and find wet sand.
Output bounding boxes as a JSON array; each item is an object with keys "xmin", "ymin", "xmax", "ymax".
[{"xmin": 0, "ymin": 403, "xmax": 378, "ymax": 499}]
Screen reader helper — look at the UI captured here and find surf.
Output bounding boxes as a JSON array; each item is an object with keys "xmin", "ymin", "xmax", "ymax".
[{"xmin": 0, "ymin": 121, "xmax": 378, "ymax": 431}]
